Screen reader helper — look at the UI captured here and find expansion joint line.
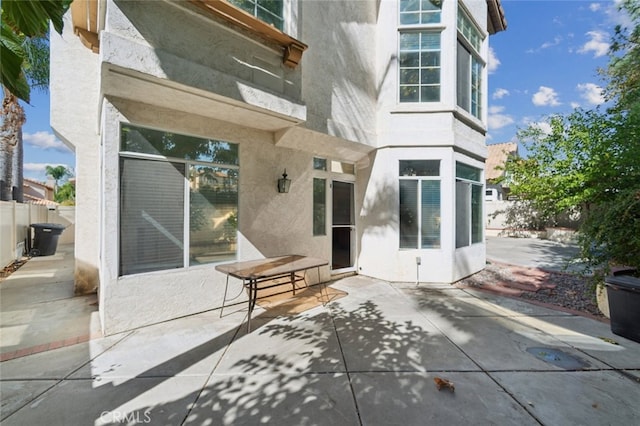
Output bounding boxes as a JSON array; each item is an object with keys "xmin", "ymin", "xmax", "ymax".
[
  {"xmin": 416, "ymin": 310, "xmax": 545, "ymax": 425},
  {"xmin": 327, "ymin": 304, "xmax": 364, "ymax": 426},
  {"xmin": 180, "ymin": 322, "xmax": 244, "ymax": 426}
]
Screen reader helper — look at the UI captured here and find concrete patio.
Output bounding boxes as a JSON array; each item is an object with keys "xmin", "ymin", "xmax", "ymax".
[{"xmin": 1, "ymin": 243, "xmax": 640, "ymax": 425}]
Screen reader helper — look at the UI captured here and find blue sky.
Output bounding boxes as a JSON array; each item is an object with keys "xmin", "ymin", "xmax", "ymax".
[
  {"xmin": 487, "ymin": 0, "xmax": 629, "ymax": 144},
  {"xmin": 19, "ymin": 0, "xmax": 630, "ymax": 181}
]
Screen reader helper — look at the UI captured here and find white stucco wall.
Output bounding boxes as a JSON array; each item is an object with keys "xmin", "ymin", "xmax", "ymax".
[
  {"xmin": 357, "ymin": 147, "xmax": 458, "ymax": 283},
  {"xmin": 299, "ymin": 0, "xmax": 377, "ymax": 146},
  {"xmin": 50, "ymin": 14, "xmax": 101, "ymax": 295},
  {"xmin": 52, "ymin": 0, "xmax": 499, "ymax": 334},
  {"xmin": 99, "ymin": 99, "xmax": 334, "ymax": 334}
]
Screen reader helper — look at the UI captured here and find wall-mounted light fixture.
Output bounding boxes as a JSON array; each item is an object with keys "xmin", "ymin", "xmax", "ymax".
[{"xmin": 277, "ymin": 169, "xmax": 291, "ymax": 193}]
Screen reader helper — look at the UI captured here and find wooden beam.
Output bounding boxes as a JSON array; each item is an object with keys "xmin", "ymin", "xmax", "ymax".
[
  {"xmin": 189, "ymin": 0, "xmax": 308, "ymax": 68},
  {"xmin": 71, "ymin": 0, "xmax": 100, "ymax": 52}
]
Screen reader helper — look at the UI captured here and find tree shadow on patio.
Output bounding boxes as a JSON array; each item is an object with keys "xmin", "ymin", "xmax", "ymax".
[{"xmin": 98, "ymin": 299, "xmax": 453, "ymax": 425}]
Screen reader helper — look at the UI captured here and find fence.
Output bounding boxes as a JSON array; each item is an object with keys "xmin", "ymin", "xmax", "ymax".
[
  {"xmin": 486, "ymin": 200, "xmax": 581, "ymax": 239},
  {"xmin": 0, "ymin": 201, "xmax": 75, "ymax": 269}
]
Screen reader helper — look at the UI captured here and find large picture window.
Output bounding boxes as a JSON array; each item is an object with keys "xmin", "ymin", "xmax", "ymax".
[
  {"xmin": 455, "ymin": 162, "xmax": 483, "ymax": 248},
  {"xmin": 119, "ymin": 124, "xmax": 239, "ymax": 276},
  {"xmin": 457, "ymin": 8, "xmax": 484, "ymax": 119},
  {"xmin": 399, "ymin": 160, "xmax": 441, "ymax": 249}
]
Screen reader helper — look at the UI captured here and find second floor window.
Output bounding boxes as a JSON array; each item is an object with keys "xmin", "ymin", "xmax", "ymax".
[
  {"xmin": 229, "ymin": 0, "xmax": 284, "ymax": 30},
  {"xmin": 399, "ymin": 31, "xmax": 441, "ymax": 103},
  {"xmin": 398, "ymin": 1, "xmax": 441, "ymax": 104},
  {"xmin": 457, "ymin": 7, "xmax": 485, "ymax": 119},
  {"xmin": 399, "ymin": 0, "xmax": 442, "ymax": 25}
]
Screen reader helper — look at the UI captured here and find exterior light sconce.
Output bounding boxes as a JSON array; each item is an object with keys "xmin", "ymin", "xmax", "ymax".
[{"xmin": 277, "ymin": 169, "xmax": 291, "ymax": 193}]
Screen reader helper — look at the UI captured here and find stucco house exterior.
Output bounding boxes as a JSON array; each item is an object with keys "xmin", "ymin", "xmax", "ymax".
[{"xmin": 51, "ymin": 0, "xmax": 507, "ymax": 335}]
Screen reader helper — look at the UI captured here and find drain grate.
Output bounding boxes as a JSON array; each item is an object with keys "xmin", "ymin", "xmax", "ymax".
[{"xmin": 527, "ymin": 347, "xmax": 590, "ymax": 370}]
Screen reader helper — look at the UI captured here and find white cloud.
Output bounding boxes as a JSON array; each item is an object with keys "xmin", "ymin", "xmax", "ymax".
[
  {"xmin": 577, "ymin": 82, "xmax": 605, "ymax": 105},
  {"xmin": 540, "ymin": 36, "xmax": 563, "ymax": 50},
  {"xmin": 528, "ymin": 121, "xmax": 553, "ymax": 136},
  {"xmin": 488, "ymin": 106, "xmax": 515, "ymax": 130},
  {"xmin": 487, "ymin": 47, "xmax": 500, "ymax": 74},
  {"xmin": 526, "ymin": 36, "xmax": 562, "ymax": 54},
  {"xmin": 570, "ymin": 101, "xmax": 581, "ymax": 109},
  {"xmin": 603, "ymin": 1, "xmax": 631, "ymax": 28},
  {"xmin": 23, "ymin": 131, "xmax": 72, "ymax": 153},
  {"xmin": 589, "ymin": 3, "xmax": 602, "ymax": 12},
  {"xmin": 492, "ymin": 88, "xmax": 510, "ymax": 100},
  {"xmin": 578, "ymin": 31, "xmax": 610, "ymax": 57},
  {"xmin": 532, "ymin": 86, "xmax": 561, "ymax": 107}
]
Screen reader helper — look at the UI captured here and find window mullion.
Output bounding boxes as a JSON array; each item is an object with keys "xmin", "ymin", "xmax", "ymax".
[
  {"xmin": 417, "ymin": 179, "xmax": 422, "ymax": 249},
  {"xmin": 184, "ymin": 164, "xmax": 190, "ymax": 268},
  {"xmin": 468, "ymin": 182, "xmax": 473, "ymax": 244}
]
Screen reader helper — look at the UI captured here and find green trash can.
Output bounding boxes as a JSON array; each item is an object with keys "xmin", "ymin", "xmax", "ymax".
[
  {"xmin": 605, "ymin": 274, "xmax": 640, "ymax": 343},
  {"xmin": 30, "ymin": 223, "xmax": 66, "ymax": 256}
]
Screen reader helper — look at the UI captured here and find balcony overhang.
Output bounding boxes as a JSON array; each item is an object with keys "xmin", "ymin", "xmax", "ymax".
[
  {"xmin": 102, "ymin": 64, "xmax": 306, "ymax": 133},
  {"xmin": 187, "ymin": 0, "xmax": 308, "ymax": 68},
  {"xmin": 487, "ymin": 0, "xmax": 507, "ymax": 34},
  {"xmin": 70, "ymin": 0, "xmax": 101, "ymax": 52}
]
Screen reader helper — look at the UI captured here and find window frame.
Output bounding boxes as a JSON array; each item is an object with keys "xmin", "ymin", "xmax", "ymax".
[
  {"xmin": 455, "ymin": 161, "xmax": 483, "ymax": 248},
  {"xmin": 313, "ymin": 177, "xmax": 327, "ymax": 236},
  {"xmin": 118, "ymin": 123, "xmax": 240, "ymax": 277},
  {"xmin": 397, "ymin": 1, "xmax": 443, "ymax": 104},
  {"xmin": 228, "ymin": 0, "xmax": 284, "ymax": 31},
  {"xmin": 456, "ymin": 6, "xmax": 486, "ymax": 119},
  {"xmin": 399, "ymin": 160, "xmax": 441, "ymax": 249}
]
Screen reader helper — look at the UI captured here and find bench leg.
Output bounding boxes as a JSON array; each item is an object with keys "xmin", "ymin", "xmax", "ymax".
[
  {"xmin": 247, "ymin": 278, "xmax": 258, "ymax": 333},
  {"xmin": 220, "ymin": 275, "xmax": 230, "ymax": 318},
  {"xmin": 318, "ymin": 266, "xmax": 329, "ymax": 305}
]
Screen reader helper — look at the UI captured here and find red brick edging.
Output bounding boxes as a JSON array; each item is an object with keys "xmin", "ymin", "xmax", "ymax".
[{"xmin": 0, "ymin": 331, "xmax": 103, "ymax": 362}]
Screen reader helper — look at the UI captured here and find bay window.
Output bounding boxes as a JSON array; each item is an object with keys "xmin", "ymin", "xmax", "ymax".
[
  {"xmin": 457, "ymin": 7, "xmax": 484, "ymax": 119},
  {"xmin": 456, "ymin": 162, "xmax": 483, "ymax": 248}
]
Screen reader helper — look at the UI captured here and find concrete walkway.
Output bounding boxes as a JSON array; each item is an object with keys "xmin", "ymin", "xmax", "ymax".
[
  {"xmin": 0, "ymin": 245, "xmax": 101, "ymax": 361},
  {"xmin": 487, "ymin": 236, "xmax": 585, "ymax": 273},
  {"xmin": 1, "ymin": 243, "xmax": 640, "ymax": 425}
]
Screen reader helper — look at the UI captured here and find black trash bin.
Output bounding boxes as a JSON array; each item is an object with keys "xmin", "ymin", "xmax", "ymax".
[
  {"xmin": 30, "ymin": 223, "xmax": 66, "ymax": 256},
  {"xmin": 605, "ymin": 274, "xmax": 640, "ymax": 343}
]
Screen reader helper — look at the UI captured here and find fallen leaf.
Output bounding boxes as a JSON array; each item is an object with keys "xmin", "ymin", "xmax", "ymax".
[{"xmin": 434, "ymin": 377, "xmax": 455, "ymax": 392}]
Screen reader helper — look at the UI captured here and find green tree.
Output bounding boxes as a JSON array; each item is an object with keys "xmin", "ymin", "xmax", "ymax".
[
  {"xmin": 502, "ymin": 0, "xmax": 640, "ymax": 272},
  {"xmin": 504, "ymin": 109, "xmax": 617, "ymax": 225},
  {"xmin": 45, "ymin": 164, "xmax": 70, "ymax": 191},
  {"xmin": 1, "ymin": 0, "xmax": 72, "ymax": 202},
  {"xmin": 54, "ymin": 181, "xmax": 75, "ymax": 205},
  {"xmin": 604, "ymin": 0, "xmax": 640, "ymax": 114}
]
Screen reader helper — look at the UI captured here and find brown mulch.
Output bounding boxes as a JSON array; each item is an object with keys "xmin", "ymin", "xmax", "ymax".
[
  {"xmin": 0, "ymin": 258, "xmax": 29, "ymax": 281},
  {"xmin": 456, "ymin": 261, "xmax": 604, "ymax": 318}
]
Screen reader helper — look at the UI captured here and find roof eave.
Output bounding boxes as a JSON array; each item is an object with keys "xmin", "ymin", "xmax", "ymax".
[{"xmin": 487, "ymin": 0, "xmax": 508, "ymax": 34}]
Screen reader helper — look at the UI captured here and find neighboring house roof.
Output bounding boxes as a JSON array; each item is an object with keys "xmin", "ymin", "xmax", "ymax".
[
  {"xmin": 485, "ymin": 142, "xmax": 518, "ymax": 181},
  {"xmin": 23, "ymin": 178, "xmax": 54, "ymax": 191},
  {"xmin": 24, "ymin": 194, "xmax": 58, "ymax": 207}
]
